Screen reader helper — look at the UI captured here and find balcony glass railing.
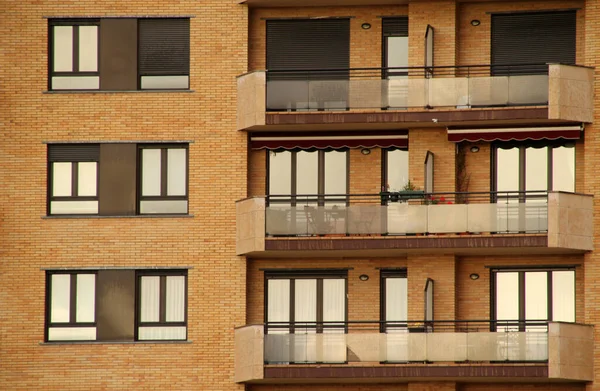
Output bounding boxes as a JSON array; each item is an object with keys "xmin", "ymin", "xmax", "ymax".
[
  {"xmin": 264, "ymin": 320, "xmax": 549, "ymax": 364},
  {"xmin": 266, "ymin": 191, "xmax": 548, "ymax": 236},
  {"xmin": 266, "ymin": 64, "xmax": 549, "ymax": 111}
]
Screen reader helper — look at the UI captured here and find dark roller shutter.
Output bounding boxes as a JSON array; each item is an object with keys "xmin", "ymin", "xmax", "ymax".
[
  {"xmin": 48, "ymin": 144, "xmax": 100, "ymax": 162},
  {"xmin": 266, "ymin": 19, "xmax": 350, "ymax": 80},
  {"xmin": 138, "ymin": 18, "xmax": 190, "ymax": 76},
  {"xmin": 382, "ymin": 17, "xmax": 408, "ymax": 37},
  {"xmin": 491, "ymin": 11, "xmax": 576, "ymax": 75}
]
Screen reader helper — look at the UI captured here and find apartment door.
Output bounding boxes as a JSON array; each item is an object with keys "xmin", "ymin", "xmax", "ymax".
[
  {"xmin": 381, "ymin": 269, "xmax": 408, "ymax": 361},
  {"xmin": 382, "ymin": 17, "xmax": 408, "ymax": 108}
]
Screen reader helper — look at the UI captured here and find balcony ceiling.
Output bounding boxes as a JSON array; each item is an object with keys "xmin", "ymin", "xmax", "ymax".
[{"xmin": 240, "ymin": 0, "xmax": 409, "ymax": 7}]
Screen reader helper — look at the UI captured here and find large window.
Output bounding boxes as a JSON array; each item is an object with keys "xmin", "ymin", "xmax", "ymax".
[
  {"xmin": 45, "ymin": 269, "xmax": 188, "ymax": 342},
  {"xmin": 266, "ymin": 270, "xmax": 347, "ymax": 363},
  {"xmin": 268, "ymin": 150, "xmax": 348, "ymax": 204},
  {"xmin": 49, "ymin": 18, "xmax": 190, "ymax": 91},
  {"xmin": 48, "ymin": 143, "xmax": 188, "ymax": 216},
  {"xmin": 492, "ymin": 268, "xmax": 575, "ymax": 331},
  {"xmin": 383, "ymin": 149, "xmax": 409, "ymax": 192},
  {"xmin": 494, "ymin": 142, "xmax": 575, "ymax": 194}
]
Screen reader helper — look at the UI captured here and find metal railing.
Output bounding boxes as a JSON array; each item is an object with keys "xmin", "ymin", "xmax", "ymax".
[
  {"xmin": 265, "ymin": 191, "xmax": 548, "ymax": 236},
  {"xmin": 266, "ymin": 63, "xmax": 551, "ymax": 111},
  {"xmin": 263, "ymin": 319, "xmax": 550, "ymax": 364}
]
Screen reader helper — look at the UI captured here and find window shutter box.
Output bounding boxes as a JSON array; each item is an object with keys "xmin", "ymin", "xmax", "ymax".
[
  {"xmin": 382, "ymin": 17, "xmax": 408, "ymax": 37},
  {"xmin": 48, "ymin": 144, "xmax": 100, "ymax": 162}
]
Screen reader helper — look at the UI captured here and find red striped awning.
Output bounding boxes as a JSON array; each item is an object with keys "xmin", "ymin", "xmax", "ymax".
[
  {"xmin": 447, "ymin": 126, "xmax": 582, "ymax": 143},
  {"xmin": 250, "ymin": 131, "xmax": 408, "ymax": 150}
]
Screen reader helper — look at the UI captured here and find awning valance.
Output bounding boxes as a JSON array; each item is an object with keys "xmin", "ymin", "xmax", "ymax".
[
  {"xmin": 447, "ymin": 125, "xmax": 582, "ymax": 143},
  {"xmin": 250, "ymin": 131, "xmax": 408, "ymax": 150}
]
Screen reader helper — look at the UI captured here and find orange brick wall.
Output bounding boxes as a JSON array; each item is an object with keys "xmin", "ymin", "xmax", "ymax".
[
  {"xmin": 407, "ymin": 254, "xmax": 457, "ymax": 320},
  {"xmin": 408, "ymin": 1, "xmax": 457, "ymax": 68},
  {"xmin": 409, "ymin": 128, "xmax": 456, "ymax": 192},
  {"xmin": 461, "ymin": 142, "xmax": 491, "ymax": 194},
  {"xmin": 1, "ymin": 0, "xmax": 248, "ymax": 390},
  {"xmin": 349, "ymin": 148, "xmax": 383, "ymax": 195}
]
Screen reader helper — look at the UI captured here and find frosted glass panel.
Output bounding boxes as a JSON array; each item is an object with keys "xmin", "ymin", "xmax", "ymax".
[
  {"xmin": 76, "ymin": 274, "xmax": 95, "ymax": 323},
  {"xmin": 51, "ymin": 274, "xmax": 71, "ymax": 323},
  {"xmin": 552, "ymin": 146, "xmax": 575, "ymax": 192},
  {"xmin": 322, "ymin": 279, "xmax": 345, "ymax": 322},
  {"xmin": 51, "ymin": 76, "xmax": 100, "ymax": 90},
  {"xmin": 140, "ymin": 276, "xmax": 160, "ymax": 322},
  {"xmin": 48, "ymin": 327, "xmax": 96, "ymax": 341},
  {"xmin": 139, "ymin": 200, "xmax": 188, "ymax": 214},
  {"xmin": 386, "ymin": 277, "xmax": 407, "ymax": 322},
  {"xmin": 141, "ymin": 76, "xmax": 189, "ymax": 89},
  {"xmin": 142, "ymin": 149, "xmax": 162, "ymax": 196},
  {"xmin": 78, "ymin": 26, "xmax": 98, "ymax": 72},
  {"xmin": 53, "ymin": 162, "xmax": 72, "ymax": 196},
  {"xmin": 324, "ymin": 151, "xmax": 347, "ymax": 195},
  {"xmin": 166, "ymin": 276, "xmax": 185, "ymax": 322},
  {"xmin": 496, "ymin": 272, "xmax": 519, "ymax": 321},
  {"xmin": 552, "ymin": 271, "xmax": 575, "ymax": 322},
  {"xmin": 525, "ymin": 272, "xmax": 547, "ymax": 321},
  {"xmin": 526, "ymin": 147, "xmax": 548, "ymax": 191},
  {"xmin": 387, "ymin": 150, "xmax": 409, "ymax": 191},
  {"xmin": 53, "ymin": 26, "xmax": 73, "ymax": 72},
  {"xmin": 50, "ymin": 201, "xmax": 98, "ymax": 214},
  {"xmin": 268, "ymin": 279, "xmax": 290, "ymax": 323},
  {"xmin": 138, "ymin": 326, "xmax": 187, "ymax": 340},
  {"xmin": 387, "ymin": 37, "xmax": 408, "ymax": 68},
  {"xmin": 497, "ymin": 148, "xmax": 519, "ymax": 192},
  {"xmin": 269, "ymin": 151, "xmax": 292, "ymax": 196},
  {"xmin": 296, "ymin": 151, "xmax": 318, "ymax": 195},
  {"xmin": 295, "ymin": 279, "xmax": 317, "ymax": 323},
  {"xmin": 78, "ymin": 162, "xmax": 97, "ymax": 196},
  {"xmin": 167, "ymin": 149, "xmax": 187, "ymax": 196}
]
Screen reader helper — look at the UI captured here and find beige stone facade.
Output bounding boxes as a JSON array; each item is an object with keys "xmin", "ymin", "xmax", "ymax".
[{"xmin": 2, "ymin": 0, "xmax": 600, "ymax": 391}]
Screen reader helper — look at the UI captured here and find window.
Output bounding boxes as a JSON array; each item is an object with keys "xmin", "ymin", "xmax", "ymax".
[
  {"xmin": 383, "ymin": 149, "xmax": 409, "ymax": 192},
  {"xmin": 48, "ymin": 144, "xmax": 99, "ymax": 215},
  {"xmin": 265, "ymin": 270, "xmax": 346, "ymax": 363},
  {"xmin": 268, "ymin": 149, "xmax": 348, "ymax": 204},
  {"xmin": 139, "ymin": 145, "xmax": 188, "ymax": 214},
  {"xmin": 45, "ymin": 269, "xmax": 188, "ymax": 342},
  {"xmin": 49, "ymin": 18, "xmax": 190, "ymax": 91},
  {"xmin": 380, "ymin": 269, "xmax": 408, "ymax": 362},
  {"xmin": 492, "ymin": 267, "xmax": 575, "ymax": 331},
  {"xmin": 46, "ymin": 272, "xmax": 97, "ymax": 341},
  {"xmin": 47, "ymin": 143, "xmax": 188, "ymax": 216},
  {"xmin": 493, "ymin": 142, "xmax": 575, "ymax": 194}
]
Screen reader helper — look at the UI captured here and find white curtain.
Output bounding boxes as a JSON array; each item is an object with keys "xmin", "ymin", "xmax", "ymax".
[
  {"xmin": 385, "ymin": 277, "xmax": 408, "ymax": 362},
  {"xmin": 166, "ymin": 276, "xmax": 185, "ymax": 322},
  {"xmin": 140, "ymin": 276, "xmax": 160, "ymax": 322},
  {"xmin": 294, "ymin": 279, "xmax": 317, "ymax": 362}
]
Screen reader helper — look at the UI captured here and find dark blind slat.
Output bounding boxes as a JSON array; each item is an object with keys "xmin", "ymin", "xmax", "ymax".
[
  {"xmin": 265, "ymin": 269, "xmax": 349, "ymax": 279},
  {"xmin": 266, "ymin": 19, "xmax": 350, "ymax": 72},
  {"xmin": 492, "ymin": 11, "xmax": 576, "ymax": 74},
  {"xmin": 382, "ymin": 17, "xmax": 408, "ymax": 37},
  {"xmin": 138, "ymin": 18, "xmax": 190, "ymax": 75},
  {"xmin": 48, "ymin": 144, "xmax": 100, "ymax": 162}
]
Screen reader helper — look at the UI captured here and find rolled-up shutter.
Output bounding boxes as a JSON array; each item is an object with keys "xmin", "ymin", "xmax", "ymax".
[
  {"xmin": 491, "ymin": 11, "xmax": 576, "ymax": 75},
  {"xmin": 48, "ymin": 144, "xmax": 100, "ymax": 162},
  {"xmin": 382, "ymin": 17, "xmax": 408, "ymax": 37},
  {"xmin": 138, "ymin": 18, "xmax": 190, "ymax": 76},
  {"xmin": 266, "ymin": 19, "xmax": 350, "ymax": 80}
]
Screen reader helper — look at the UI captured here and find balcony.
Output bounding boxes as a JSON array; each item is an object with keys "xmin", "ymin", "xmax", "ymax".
[
  {"xmin": 235, "ymin": 320, "xmax": 593, "ymax": 383},
  {"xmin": 236, "ymin": 191, "xmax": 593, "ymax": 257},
  {"xmin": 237, "ymin": 64, "xmax": 593, "ymax": 131}
]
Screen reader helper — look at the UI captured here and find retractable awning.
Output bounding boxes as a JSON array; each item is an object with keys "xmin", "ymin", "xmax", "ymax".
[
  {"xmin": 250, "ymin": 131, "xmax": 408, "ymax": 150},
  {"xmin": 447, "ymin": 125, "xmax": 582, "ymax": 142}
]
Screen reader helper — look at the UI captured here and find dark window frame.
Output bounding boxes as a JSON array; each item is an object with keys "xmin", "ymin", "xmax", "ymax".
[
  {"xmin": 137, "ymin": 144, "xmax": 189, "ymax": 213},
  {"xmin": 266, "ymin": 149, "xmax": 350, "ymax": 206},
  {"xmin": 134, "ymin": 270, "xmax": 189, "ymax": 341},
  {"xmin": 48, "ymin": 19, "xmax": 101, "ymax": 90},
  {"xmin": 490, "ymin": 266, "xmax": 576, "ymax": 331},
  {"xmin": 264, "ymin": 269, "xmax": 348, "ymax": 334},
  {"xmin": 45, "ymin": 270, "xmax": 98, "ymax": 342},
  {"xmin": 47, "ymin": 144, "xmax": 100, "ymax": 216}
]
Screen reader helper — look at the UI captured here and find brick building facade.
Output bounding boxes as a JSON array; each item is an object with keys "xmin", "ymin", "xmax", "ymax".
[{"xmin": 2, "ymin": 0, "xmax": 599, "ymax": 391}]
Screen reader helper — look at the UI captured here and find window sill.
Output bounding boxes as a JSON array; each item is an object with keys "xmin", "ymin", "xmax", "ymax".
[
  {"xmin": 43, "ymin": 214, "xmax": 194, "ymax": 219},
  {"xmin": 43, "ymin": 89, "xmax": 195, "ymax": 94},
  {"xmin": 40, "ymin": 340, "xmax": 192, "ymax": 345}
]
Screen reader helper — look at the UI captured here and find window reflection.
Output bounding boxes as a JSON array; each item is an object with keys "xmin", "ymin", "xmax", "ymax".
[
  {"xmin": 525, "ymin": 147, "xmax": 548, "ymax": 192},
  {"xmin": 296, "ymin": 151, "xmax": 318, "ymax": 195},
  {"xmin": 386, "ymin": 149, "xmax": 408, "ymax": 191},
  {"xmin": 552, "ymin": 145, "xmax": 575, "ymax": 192}
]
